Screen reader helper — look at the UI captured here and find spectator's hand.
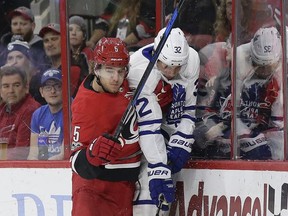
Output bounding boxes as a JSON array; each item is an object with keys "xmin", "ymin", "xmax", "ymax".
[
  {"xmin": 147, "ymin": 163, "xmax": 175, "ymax": 211},
  {"xmin": 86, "ymin": 133, "xmax": 123, "ymax": 166},
  {"xmin": 167, "ymin": 133, "xmax": 193, "ymax": 174}
]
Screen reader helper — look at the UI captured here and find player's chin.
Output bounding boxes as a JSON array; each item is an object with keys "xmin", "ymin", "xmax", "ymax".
[
  {"xmin": 107, "ymin": 88, "xmax": 118, "ymax": 94},
  {"xmin": 108, "ymin": 85, "xmax": 121, "ymax": 93}
]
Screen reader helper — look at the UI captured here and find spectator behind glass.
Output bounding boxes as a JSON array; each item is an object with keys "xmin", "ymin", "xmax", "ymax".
[
  {"xmin": 39, "ymin": 23, "xmax": 87, "ymax": 97},
  {"xmin": 214, "ymin": 0, "xmax": 252, "ymax": 44},
  {"xmin": 166, "ymin": 0, "xmax": 217, "ymax": 51},
  {"xmin": 0, "ymin": 0, "xmax": 30, "ymax": 38},
  {"xmin": 3, "ymin": 40, "xmax": 35, "ymax": 81},
  {"xmin": 248, "ymin": 0, "xmax": 277, "ymax": 35},
  {"xmin": 0, "ymin": 6, "xmax": 50, "ymax": 73},
  {"xmin": 87, "ymin": 0, "xmax": 156, "ymax": 49},
  {"xmin": 86, "ymin": 0, "xmax": 120, "ymax": 48},
  {"xmin": 28, "ymin": 68, "xmax": 64, "ymax": 160},
  {"xmin": 0, "ymin": 66, "xmax": 40, "ymax": 160},
  {"xmin": 69, "ymin": 16, "xmax": 93, "ymax": 73},
  {"xmin": 2, "ymin": 40, "xmax": 45, "ymax": 105}
]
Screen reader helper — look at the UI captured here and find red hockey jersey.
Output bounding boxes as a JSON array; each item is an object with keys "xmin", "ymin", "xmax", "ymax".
[{"xmin": 71, "ymin": 74, "xmax": 141, "ymax": 181}]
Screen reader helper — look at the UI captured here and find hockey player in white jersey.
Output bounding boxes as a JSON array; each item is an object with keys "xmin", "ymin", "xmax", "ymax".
[
  {"xmin": 236, "ymin": 26, "xmax": 284, "ymax": 160},
  {"xmin": 128, "ymin": 27, "xmax": 200, "ymax": 215}
]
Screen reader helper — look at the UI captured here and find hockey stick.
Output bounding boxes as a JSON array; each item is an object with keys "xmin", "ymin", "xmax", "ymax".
[
  {"xmin": 155, "ymin": 193, "xmax": 168, "ymax": 216},
  {"xmin": 113, "ymin": 0, "xmax": 186, "ymax": 138}
]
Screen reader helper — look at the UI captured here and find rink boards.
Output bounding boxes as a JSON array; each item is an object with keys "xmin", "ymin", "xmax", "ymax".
[{"xmin": 0, "ymin": 161, "xmax": 287, "ymax": 216}]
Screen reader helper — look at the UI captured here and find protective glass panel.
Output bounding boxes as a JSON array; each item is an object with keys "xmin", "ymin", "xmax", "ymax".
[{"xmin": 235, "ymin": 0, "xmax": 285, "ymax": 161}]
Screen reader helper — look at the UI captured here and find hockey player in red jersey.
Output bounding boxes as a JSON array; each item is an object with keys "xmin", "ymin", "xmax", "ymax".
[{"xmin": 70, "ymin": 37, "xmax": 142, "ymax": 216}]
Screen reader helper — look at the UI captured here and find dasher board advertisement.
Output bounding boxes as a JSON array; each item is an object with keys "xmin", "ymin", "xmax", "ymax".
[
  {"xmin": 0, "ymin": 167, "xmax": 287, "ymax": 216},
  {"xmin": 0, "ymin": 168, "xmax": 72, "ymax": 216}
]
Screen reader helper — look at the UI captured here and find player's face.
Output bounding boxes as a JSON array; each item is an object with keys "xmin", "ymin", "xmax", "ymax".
[
  {"xmin": 40, "ymin": 79, "xmax": 62, "ymax": 107},
  {"xmin": 157, "ymin": 60, "xmax": 181, "ymax": 80},
  {"xmin": 96, "ymin": 65, "xmax": 127, "ymax": 93},
  {"xmin": 0, "ymin": 74, "xmax": 27, "ymax": 105},
  {"xmin": 253, "ymin": 61, "xmax": 279, "ymax": 79},
  {"xmin": 43, "ymin": 32, "xmax": 61, "ymax": 58}
]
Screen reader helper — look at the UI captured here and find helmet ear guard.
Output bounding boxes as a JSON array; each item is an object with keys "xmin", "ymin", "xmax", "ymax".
[
  {"xmin": 154, "ymin": 27, "xmax": 189, "ymax": 67},
  {"xmin": 250, "ymin": 27, "xmax": 281, "ymax": 66}
]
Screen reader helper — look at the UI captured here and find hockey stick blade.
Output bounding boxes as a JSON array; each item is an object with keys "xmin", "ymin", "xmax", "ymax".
[{"xmin": 113, "ymin": 0, "xmax": 186, "ymax": 138}]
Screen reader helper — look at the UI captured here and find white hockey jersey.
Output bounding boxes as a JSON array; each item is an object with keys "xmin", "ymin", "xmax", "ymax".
[{"xmin": 127, "ymin": 44, "xmax": 200, "ymax": 164}]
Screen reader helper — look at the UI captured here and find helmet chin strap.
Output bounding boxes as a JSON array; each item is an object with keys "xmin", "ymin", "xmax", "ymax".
[{"xmin": 95, "ymin": 74, "xmax": 113, "ymax": 94}]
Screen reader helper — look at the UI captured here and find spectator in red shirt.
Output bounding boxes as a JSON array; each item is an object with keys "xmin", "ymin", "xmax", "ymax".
[{"xmin": 0, "ymin": 66, "xmax": 40, "ymax": 160}]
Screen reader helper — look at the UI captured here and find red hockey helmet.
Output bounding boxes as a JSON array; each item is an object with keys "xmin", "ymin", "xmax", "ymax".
[{"xmin": 94, "ymin": 37, "xmax": 130, "ymax": 67}]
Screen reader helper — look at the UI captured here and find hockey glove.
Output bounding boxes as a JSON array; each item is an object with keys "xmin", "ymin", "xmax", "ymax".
[
  {"xmin": 148, "ymin": 163, "xmax": 175, "ymax": 211},
  {"xmin": 86, "ymin": 133, "xmax": 123, "ymax": 166},
  {"xmin": 167, "ymin": 132, "xmax": 193, "ymax": 174},
  {"xmin": 154, "ymin": 80, "xmax": 173, "ymax": 108}
]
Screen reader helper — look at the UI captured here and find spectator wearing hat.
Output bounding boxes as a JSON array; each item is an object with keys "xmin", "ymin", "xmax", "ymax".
[
  {"xmin": 69, "ymin": 16, "xmax": 93, "ymax": 74},
  {"xmin": 0, "ymin": 6, "xmax": 50, "ymax": 73},
  {"xmin": 0, "ymin": 66, "xmax": 40, "ymax": 160},
  {"xmin": 39, "ymin": 23, "xmax": 62, "ymax": 69},
  {"xmin": 27, "ymin": 68, "xmax": 64, "ymax": 160},
  {"xmin": 0, "ymin": 0, "xmax": 30, "ymax": 38},
  {"xmin": 1, "ymin": 40, "xmax": 46, "ymax": 104},
  {"xmin": 3, "ymin": 40, "xmax": 35, "ymax": 81},
  {"xmin": 40, "ymin": 23, "xmax": 87, "ymax": 97}
]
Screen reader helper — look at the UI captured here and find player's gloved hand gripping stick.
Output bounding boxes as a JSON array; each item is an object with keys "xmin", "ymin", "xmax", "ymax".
[{"xmin": 86, "ymin": 133, "xmax": 123, "ymax": 166}]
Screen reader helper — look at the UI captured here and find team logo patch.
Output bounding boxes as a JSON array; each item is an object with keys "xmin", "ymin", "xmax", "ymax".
[{"xmin": 166, "ymin": 83, "xmax": 186, "ymax": 125}]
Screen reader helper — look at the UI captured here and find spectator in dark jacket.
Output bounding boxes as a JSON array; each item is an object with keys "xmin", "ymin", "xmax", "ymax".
[{"xmin": 0, "ymin": 6, "xmax": 50, "ymax": 73}]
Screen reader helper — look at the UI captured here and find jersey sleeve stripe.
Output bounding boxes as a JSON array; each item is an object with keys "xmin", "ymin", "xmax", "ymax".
[
  {"xmin": 138, "ymin": 119, "xmax": 163, "ymax": 126},
  {"xmin": 139, "ymin": 130, "xmax": 162, "ymax": 136}
]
